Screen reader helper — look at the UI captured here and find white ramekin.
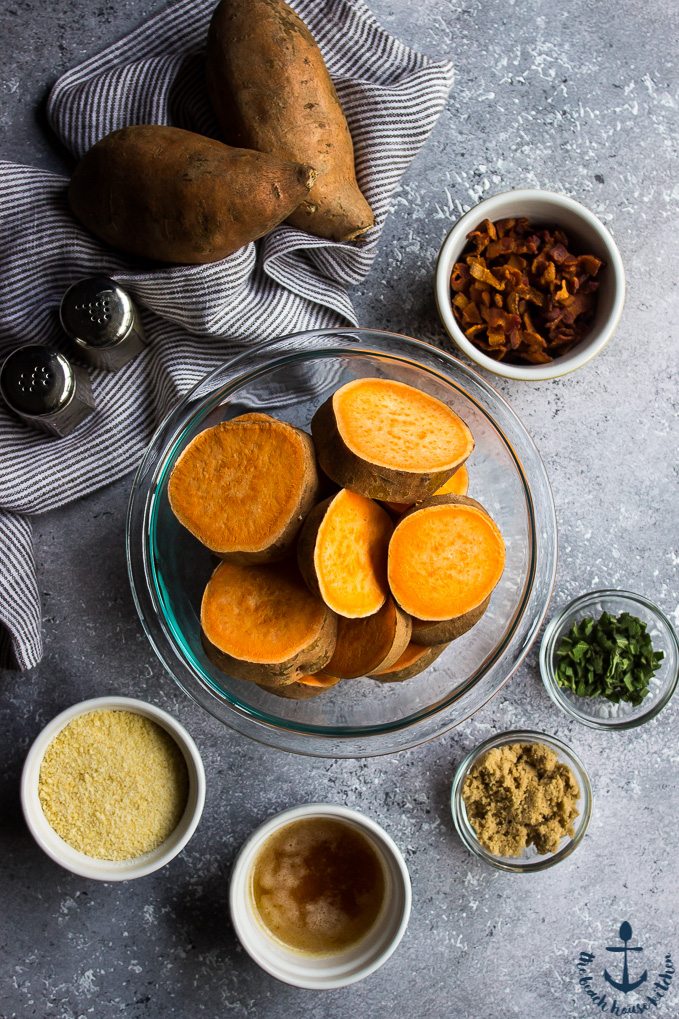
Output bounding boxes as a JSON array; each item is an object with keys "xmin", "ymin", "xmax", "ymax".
[
  {"xmin": 21, "ymin": 695, "xmax": 206, "ymax": 881},
  {"xmin": 435, "ymin": 188, "xmax": 626, "ymax": 381},
  {"xmin": 229, "ymin": 803, "xmax": 411, "ymax": 989}
]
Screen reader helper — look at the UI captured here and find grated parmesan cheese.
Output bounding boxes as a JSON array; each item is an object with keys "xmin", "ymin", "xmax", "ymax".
[{"xmin": 38, "ymin": 709, "xmax": 189, "ymax": 860}]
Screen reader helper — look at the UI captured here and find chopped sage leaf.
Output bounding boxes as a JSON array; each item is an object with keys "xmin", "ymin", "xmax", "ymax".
[{"xmin": 554, "ymin": 610, "xmax": 664, "ymax": 706}]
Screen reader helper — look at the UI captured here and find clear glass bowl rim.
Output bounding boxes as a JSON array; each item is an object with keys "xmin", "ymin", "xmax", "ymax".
[
  {"xmin": 450, "ymin": 728, "xmax": 593, "ymax": 873},
  {"xmin": 126, "ymin": 327, "xmax": 558, "ymax": 758},
  {"xmin": 539, "ymin": 588, "xmax": 679, "ymax": 731}
]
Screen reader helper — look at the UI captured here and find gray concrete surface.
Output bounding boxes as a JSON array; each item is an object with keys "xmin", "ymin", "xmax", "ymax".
[{"xmin": 1, "ymin": 1, "xmax": 678, "ymax": 1017}]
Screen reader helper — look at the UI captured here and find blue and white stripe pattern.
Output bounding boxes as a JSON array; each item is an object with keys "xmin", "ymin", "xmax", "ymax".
[{"xmin": 0, "ymin": 0, "xmax": 454, "ymax": 668}]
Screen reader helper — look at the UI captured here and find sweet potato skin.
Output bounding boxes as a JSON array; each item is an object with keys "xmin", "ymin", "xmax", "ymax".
[
  {"xmin": 370, "ymin": 642, "xmax": 448, "ymax": 683},
  {"xmin": 411, "ymin": 596, "xmax": 490, "ymax": 646},
  {"xmin": 168, "ymin": 415, "xmax": 320, "ymax": 562},
  {"xmin": 68, "ymin": 125, "xmax": 316, "ymax": 264},
  {"xmin": 383, "ymin": 464, "xmax": 470, "ymax": 516},
  {"xmin": 256, "ymin": 672, "xmax": 341, "ymax": 699},
  {"xmin": 297, "ymin": 497, "xmax": 332, "ymax": 602},
  {"xmin": 372, "ymin": 606, "xmax": 413, "ymax": 673},
  {"xmin": 401, "ymin": 493, "xmax": 489, "ymax": 521},
  {"xmin": 327, "ymin": 598, "xmax": 412, "ymax": 678},
  {"xmin": 202, "ymin": 608, "xmax": 336, "ymax": 687},
  {"xmin": 206, "ymin": 0, "xmax": 374, "ymax": 242},
  {"xmin": 311, "ymin": 395, "xmax": 463, "ymax": 503}
]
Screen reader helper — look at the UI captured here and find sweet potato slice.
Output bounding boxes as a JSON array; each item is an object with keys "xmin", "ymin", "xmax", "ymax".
[
  {"xmin": 168, "ymin": 414, "xmax": 319, "ymax": 561},
  {"xmin": 384, "ymin": 464, "xmax": 470, "ymax": 515},
  {"xmin": 370, "ymin": 641, "xmax": 448, "ymax": 683},
  {"xmin": 312, "ymin": 379, "xmax": 474, "ymax": 502},
  {"xmin": 411, "ymin": 596, "xmax": 490, "ymax": 646},
  {"xmin": 388, "ymin": 495, "xmax": 505, "ymax": 621},
  {"xmin": 206, "ymin": 0, "xmax": 374, "ymax": 242},
  {"xmin": 201, "ymin": 561, "xmax": 336, "ymax": 685},
  {"xmin": 326, "ymin": 597, "xmax": 412, "ymax": 678},
  {"xmin": 256, "ymin": 672, "xmax": 340, "ymax": 700},
  {"xmin": 297, "ymin": 489, "xmax": 392, "ymax": 618},
  {"xmin": 433, "ymin": 464, "xmax": 470, "ymax": 497}
]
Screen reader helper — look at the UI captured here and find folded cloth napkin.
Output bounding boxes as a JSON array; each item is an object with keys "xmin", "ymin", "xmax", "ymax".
[{"xmin": 0, "ymin": 0, "xmax": 454, "ymax": 670}]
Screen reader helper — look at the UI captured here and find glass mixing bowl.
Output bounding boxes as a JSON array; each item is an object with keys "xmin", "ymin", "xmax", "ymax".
[{"xmin": 126, "ymin": 329, "xmax": 557, "ymax": 757}]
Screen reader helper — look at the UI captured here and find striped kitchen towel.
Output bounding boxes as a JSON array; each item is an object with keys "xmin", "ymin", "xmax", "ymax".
[{"xmin": 0, "ymin": 0, "xmax": 454, "ymax": 670}]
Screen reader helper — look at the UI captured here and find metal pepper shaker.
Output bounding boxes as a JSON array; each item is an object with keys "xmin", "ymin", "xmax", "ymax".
[
  {"xmin": 60, "ymin": 276, "xmax": 146, "ymax": 371},
  {"xmin": 0, "ymin": 345, "xmax": 95, "ymax": 437}
]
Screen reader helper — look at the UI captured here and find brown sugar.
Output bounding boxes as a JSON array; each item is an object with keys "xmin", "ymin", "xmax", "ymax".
[{"xmin": 462, "ymin": 742, "xmax": 580, "ymax": 857}]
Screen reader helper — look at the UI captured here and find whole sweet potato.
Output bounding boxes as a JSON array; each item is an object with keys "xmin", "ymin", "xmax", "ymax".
[
  {"xmin": 68, "ymin": 125, "xmax": 316, "ymax": 264},
  {"xmin": 206, "ymin": 0, "xmax": 374, "ymax": 242}
]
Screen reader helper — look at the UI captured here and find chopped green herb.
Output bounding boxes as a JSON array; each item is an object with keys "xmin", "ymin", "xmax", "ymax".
[{"xmin": 554, "ymin": 610, "xmax": 664, "ymax": 706}]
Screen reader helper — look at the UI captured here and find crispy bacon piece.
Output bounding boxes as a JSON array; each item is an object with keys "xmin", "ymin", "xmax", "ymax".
[
  {"xmin": 449, "ymin": 216, "xmax": 604, "ymax": 365},
  {"xmin": 451, "ymin": 263, "xmax": 471, "ymax": 291},
  {"xmin": 469, "ymin": 262, "xmax": 504, "ymax": 289}
]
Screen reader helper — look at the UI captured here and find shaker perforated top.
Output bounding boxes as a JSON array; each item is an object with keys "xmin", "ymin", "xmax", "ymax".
[
  {"xmin": 60, "ymin": 276, "xmax": 134, "ymax": 349},
  {"xmin": 0, "ymin": 346, "xmax": 73, "ymax": 416}
]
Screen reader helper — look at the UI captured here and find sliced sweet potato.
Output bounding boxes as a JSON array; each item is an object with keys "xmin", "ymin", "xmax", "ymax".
[
  {"xmin": 326, "ymin": 597, "xmax": 412, "ymax": 678},
  {"xmin": 384, "ymin": 464, "xmax": 470, "ymax": 515},
  {"xmin": 256, "ymin": 672, "xmax": 341, "ymax": 700},
  {"xmin": 388, "ymin": 495, "xmax": 505, "ymax": 622},
  {"xmin": 432, "ymin": 463, "xmax": 470, "ymax": 497},
  {"xmin": 370, "ymin": 641, "xmax": 448, "ymax": 683},
  {"xmin": 201, "ymin": 561, "xmax": 336, "ymax": 685},
  {"xmin": 297, "ymin": 489, "xmax": 392, "ymax": 618},
  {"xmin": 411, "ymin": 596, "xmax": 490, "ymax": 646},
  {"xmin": 168, "ymin": 414, "xmax": 319, "ymax": 561},
  {"xmin": 312, "ymin": 379, "xmax": 474, "ymax": 502}
]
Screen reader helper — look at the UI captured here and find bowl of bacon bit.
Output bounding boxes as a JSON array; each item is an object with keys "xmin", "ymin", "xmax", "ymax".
[{"xmin": 435, "ymin": 189, "xmax": 625, "ymax": 381}]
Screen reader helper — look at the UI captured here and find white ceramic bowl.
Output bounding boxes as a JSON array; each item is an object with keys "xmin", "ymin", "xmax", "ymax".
[
  {"xmin": 229, "ymin": 803, "xmax": 411, "ymax": 989},
  {"xmin": 21, "ymin": 696, "xmax": 206, "ymax": 881},
  {"xmin": 435, "ymin": 189, "xmax": 626, "ymax": 381}
]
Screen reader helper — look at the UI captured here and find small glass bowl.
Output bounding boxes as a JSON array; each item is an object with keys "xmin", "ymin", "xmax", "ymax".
[
  {"xmin": 450, "ymin": 729, "xmax": 592, "ymax": 873},
  {"xmin": 540, "ymin": 590, "xmax": 679, "ymax": 730}
]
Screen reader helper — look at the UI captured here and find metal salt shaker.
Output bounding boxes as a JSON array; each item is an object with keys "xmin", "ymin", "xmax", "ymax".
[
  {"xmin": 60, "ymin": 276, "xmax": 146, "ymax": 371},
  {"xmin": 0, "ymin": 345, "xmax": 96, "ymax": 437}
]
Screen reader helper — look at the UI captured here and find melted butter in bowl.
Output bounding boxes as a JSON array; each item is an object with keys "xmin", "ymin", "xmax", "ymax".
[
  {"xmin": 229, "ymin": 803, "xmax": 411, "ymax": 989},
  {"xmin": 251, "ymin": 817, "xmax": 386, "ymax": 956}
]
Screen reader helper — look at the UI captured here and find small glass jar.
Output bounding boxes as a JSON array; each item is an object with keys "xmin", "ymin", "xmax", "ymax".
[
  {"xmin": 450, "ymin": 729, "xmax": 592, "ymax": 873},
  {"xmin": 540, "ymin": 589, "xmax": 679, "ymax": 731}
]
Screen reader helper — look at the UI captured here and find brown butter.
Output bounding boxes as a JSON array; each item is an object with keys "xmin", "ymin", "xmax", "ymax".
[{"xmin": 251, "ymin": 817, "xmax": 385, "ymax": 955}]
